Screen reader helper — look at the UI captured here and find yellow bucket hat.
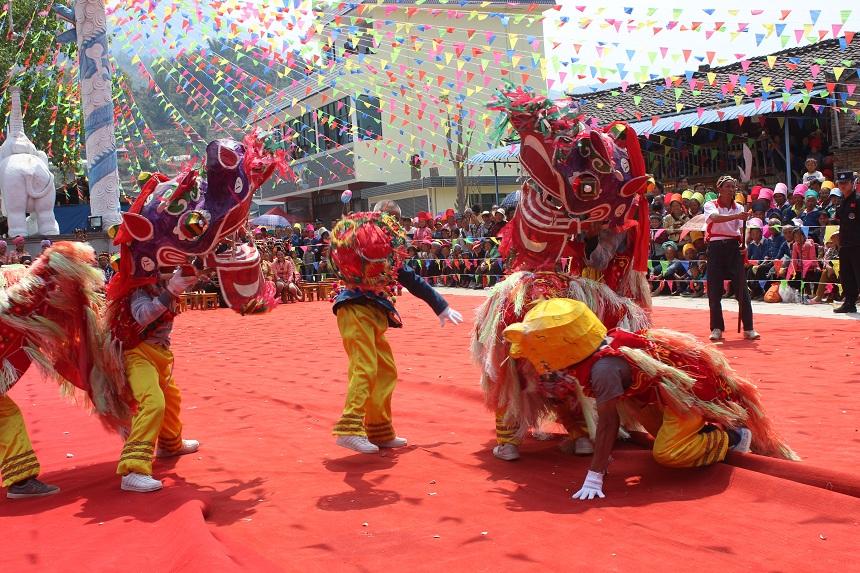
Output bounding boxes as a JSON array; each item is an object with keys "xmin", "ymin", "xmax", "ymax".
[
  {"xmin": 503, "ymin": 298, "xmax": 607, "ymax": 373},
  {"xmin": 681, "ymin": 190, "xmax": 694, "ymax": 200},
  {"xmin": 821, "ymin": 180, "xmax": 834, "ymax": 191}
]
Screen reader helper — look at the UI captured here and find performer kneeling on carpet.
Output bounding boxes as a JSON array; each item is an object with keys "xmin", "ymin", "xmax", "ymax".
[
  {"xmin": 503, "ymin": 298, "xmax": 798, "ymax": 501},
  {"xmin": 115, "ymin": 268, "xmax": 200, "ymax": 492},
  {"xmin": 330, "ymin": 201, "xmax": 463, "ymax": 454}
]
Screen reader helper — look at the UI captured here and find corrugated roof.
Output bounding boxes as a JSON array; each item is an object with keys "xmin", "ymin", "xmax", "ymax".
[
  {"xmin": 575, "ymin": 38, "xmax": 860, "ymax": 124},
  {"xmin": 469, "ymin": 144, "xmax": 520, "ymax": 164},
  {"xmin": 628, "ymin": 93, "xmax": 807, "ymax": 135}
]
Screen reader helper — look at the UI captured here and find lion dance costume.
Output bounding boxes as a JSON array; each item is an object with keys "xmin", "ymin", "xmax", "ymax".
[
  {"xmin": 106, "ymin": 134, "xmax": 286, "ymax": 492},
  {"xmin": 1, "ymin": 244, "xmax": 125, "ymax": 498},
  {"xmin": 471, "ymin": 86, "xmax": 653, "ymax": 458},
  {"xmin": 503, "ymin": 298, "xmax": 799, "ymax": 500},
  {"xmin": 329, "ymin": 211, "xmax": 460, "ymax": 454}
]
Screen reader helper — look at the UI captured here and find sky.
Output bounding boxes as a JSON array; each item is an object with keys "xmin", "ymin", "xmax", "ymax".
[{"xmin": 543, "ymin": 0, "xmax": 860, "ymax": 95}]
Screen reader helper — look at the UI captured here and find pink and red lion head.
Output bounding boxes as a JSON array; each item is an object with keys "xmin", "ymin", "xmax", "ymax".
[
  {"xmin": 488, "ymin": 87, "xmax": 649, "ymax": 271},
  {"xmin": 110, "ymin": 132, "xmax": 292, "ymax": 313}
]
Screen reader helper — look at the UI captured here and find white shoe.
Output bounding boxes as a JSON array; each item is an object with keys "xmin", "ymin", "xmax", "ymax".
[
  {"xmin": 574, "ymin": 436, "xmax": 594, "ymax": 455},
  {"xmin": 121, "ymin": 472, "xmax": 163, "ymax": 493},
  {"xmin": 709, "ymin": 329, "xmax": 723, "ymax": 341},
  {"xmin": 336, "ymin": 435, "xmax": 379, "ymax": 454},
  {"xmin": 743, "ymin": 329, "xmax": 761, "ymax": 340},
  {"xmin": 492, "ymin": 443, "xmax": 520, "ymax": 461},
  {"xmin": 730, "ymin": 428, "xmax": 753, "ymax": 453},
  {"xmin": 372, "ymin": 436, "xmax": 408, "ymax": 448},
  {"xmin": 156, "ymin": 439, "xmax": 200, "ymax": 458}
]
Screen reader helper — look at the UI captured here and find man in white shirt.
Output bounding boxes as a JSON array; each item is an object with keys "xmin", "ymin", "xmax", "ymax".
[{"xmin": 703, "ymin": 175, "xmax": 760, "ymax": 341}]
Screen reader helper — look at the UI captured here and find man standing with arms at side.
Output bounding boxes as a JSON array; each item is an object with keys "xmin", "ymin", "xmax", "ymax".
[
  {"xmin": 704, "ymin": 175, "xmax": 760, "ymax": 341},
  {"xmin": 834, "ymin": 172, "xmax": 860, "ymax": 314}
]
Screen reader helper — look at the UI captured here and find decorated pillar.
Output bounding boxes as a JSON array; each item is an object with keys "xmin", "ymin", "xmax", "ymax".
[{"xmin": 55, "ymin": 1, "xmax": 122, "ymax": 228}]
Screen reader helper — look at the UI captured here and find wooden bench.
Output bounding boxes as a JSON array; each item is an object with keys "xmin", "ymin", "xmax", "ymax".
[
  {"xmin": 316, "ymin": 282, "xmax": 336, "ymax": 300},
  {"xmin": 299, "ymin": 282, "xmax": 317, "ymax": 301},
  {"xmin": 202, "ymin": 293, "xmax": 219, "ymax": 309}
]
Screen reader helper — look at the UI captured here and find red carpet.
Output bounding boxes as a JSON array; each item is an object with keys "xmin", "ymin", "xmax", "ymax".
[{"xmin": 2, "ymin": 295, "xmax": 859, "ymax": 571}]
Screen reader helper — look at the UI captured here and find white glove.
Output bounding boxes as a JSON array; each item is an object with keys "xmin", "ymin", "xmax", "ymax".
[
  {"xmin": 167, "ymin": 268, "xmax": 197, "ymax": 296},
  {"xmin": 571, "ymin": 470, "xmax": 605, "ymax": 501},
  {"xmin": 438, "ymin": 307, "xmax": 463, "ymax": 327}
]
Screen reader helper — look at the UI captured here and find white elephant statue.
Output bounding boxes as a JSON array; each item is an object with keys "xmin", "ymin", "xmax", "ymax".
[{"xmin": 0, "ymin": 86, "xmax": 60, "ymax": 237}]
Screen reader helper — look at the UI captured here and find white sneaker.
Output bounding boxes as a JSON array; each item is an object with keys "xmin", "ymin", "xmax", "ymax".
[
  {"xmin": 336, "ymin": 435, "xmax": 379, "ymax": 454},
  {"xmin": 743, "ymin": 329, "xmax": 761, "ymax": 340},
  {"xmin": 709, "ymin": 329, "xmax": 723, "ymax": 341},
  {"xmin": 730, "ymin": 428, "xmax": 753, "ymax": 453},
  {"xmin": 156, "ymin": 439, "xmax": 200, "ymax": 458},
  {"xmin": 121, "ymin": 472, "xmax": 163, "ymax": 493},
  {"xmin": 492, "ymin": 443, "xmax": 520, "ymax": 461},
  {"xmin": 574, "ymin": 436, "xmax": 594, "ymax": 455},
  {"xmin": 372, "ymin": 436, "xmax": 408, "ymax": 448}
]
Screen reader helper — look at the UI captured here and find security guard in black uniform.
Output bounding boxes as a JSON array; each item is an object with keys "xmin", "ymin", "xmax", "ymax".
[{"xmin": 834, "ymin": 171, "xmax": 860, "ymax": 313}]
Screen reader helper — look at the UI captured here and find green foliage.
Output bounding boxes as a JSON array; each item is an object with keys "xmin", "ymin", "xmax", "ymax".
[{"xmin": 0, "ymin": 0, "xmax": 81, "ymax": 175}]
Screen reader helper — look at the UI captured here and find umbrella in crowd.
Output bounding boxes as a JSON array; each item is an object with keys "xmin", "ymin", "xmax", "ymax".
[
  {"xmin": 679, "ymin": 213, "xmax": 708, "ymax": 241},
  {"xmin": 251, "ymin": 214, "xmax": 290, "ymax": 227},
  {"xmin": 501, "ymin": 190, "xmax": 520, "ymax": 208},
  {"xmin": 681, "ymin": 214, "xmax": 708, "ymax": 232}
]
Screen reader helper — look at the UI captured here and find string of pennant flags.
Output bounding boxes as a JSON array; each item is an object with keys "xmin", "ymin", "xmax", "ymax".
[{"xmin": 1, "ymin": 1, "xmax": 859, "ymax": 188}]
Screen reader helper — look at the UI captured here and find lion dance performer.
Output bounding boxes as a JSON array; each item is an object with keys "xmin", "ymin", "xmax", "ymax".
[
  {"xmin": 106, "ymin": 135, "xmax": 287, "ymax": 492},
  {"xmin": 1, "ymin": 244, "xmax": 126, "ymax": 499},
  {"xmin": 329, "ymin": 201, "xmax": 463, "ymax": 454},
  {"xmin": 472, "ymin": 86, "xmax": 654, "ymax": 461},
  {"xmin": 503, "ymin": 298, "xmax": 799, "ymax": 500}
]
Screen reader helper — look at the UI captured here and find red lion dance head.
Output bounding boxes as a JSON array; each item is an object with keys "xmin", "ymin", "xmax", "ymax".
[{"xmin": 488, "ymin": 86, "xmax": 650, "ymax": 272}]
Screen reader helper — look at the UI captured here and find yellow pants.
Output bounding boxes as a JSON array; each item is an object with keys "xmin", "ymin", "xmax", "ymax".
[
  {"xmin": 333, "ymin": 304, "xmax": 398, "ymax": 443},
  {"xmin": 0, "ymin": 395, "xmax": 40, "ymax": 487},
  {"xmin": 651, "ymin": 407, "xmax": 729, "ymax": 468},
  {"xmin": 494, "ymin": 409, "xmax": 588, "ymax": 446},
  {"xmin": 117, "ymin": 343, "xmax": 184, "ymax": 476}
]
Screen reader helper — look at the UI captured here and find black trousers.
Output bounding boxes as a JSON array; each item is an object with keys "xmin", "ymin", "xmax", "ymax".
[
  {"xmin": 839, "ymin": 245, "xmax": 860, "ymax": 307},
  {"xmin": 706, "ymin": 240, "xmax": 753, "ymax": 331}
]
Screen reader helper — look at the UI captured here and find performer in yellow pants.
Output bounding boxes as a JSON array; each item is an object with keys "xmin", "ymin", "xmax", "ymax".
[
  {"xmin": 112, "ymin": 273, "xmax": 199, "ymax": 493},
  {"xmin": 329, "ymin": 203, "xmax": 461, "ymax": 454},
  {"xmin": 332, "ymin": 304, "xmax": 398, "ymax": 444},
  {"xmin": 117, "ymin": 343, "xmax": 184, "ymax": 476},
  {"xmin": 0, "ymin": 395, "xmax": 40, "ymax": 488},
  {"xmin": 1, "ymin": 349, "xmax": 60, "ymax": 499},
  {"xmin": 502, "ymin": 299, "xmax": 785, "ymax": 502}
]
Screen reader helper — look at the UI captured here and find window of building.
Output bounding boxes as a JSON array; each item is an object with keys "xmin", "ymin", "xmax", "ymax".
[
  {"xmin": 318, "ymin": 96, "xmax": 353, "ymax": 149},
  {"xmin": 355, "ymin": 95, "xmax": 382, "ymax": 141},
  {"xmin": 284, "ymin": 110, "xmax": 318, "ymax": 158}
]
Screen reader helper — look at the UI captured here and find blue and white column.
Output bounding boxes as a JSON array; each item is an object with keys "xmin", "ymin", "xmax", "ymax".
[{"xmin": 74, "ymin": 0, "xmax": 121, "ymax": 227}]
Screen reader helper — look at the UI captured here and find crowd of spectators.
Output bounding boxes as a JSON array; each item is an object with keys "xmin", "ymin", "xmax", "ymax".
[{"xmin": 647, "ymin": 159, "xmax": 853, "ymax": 304}]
